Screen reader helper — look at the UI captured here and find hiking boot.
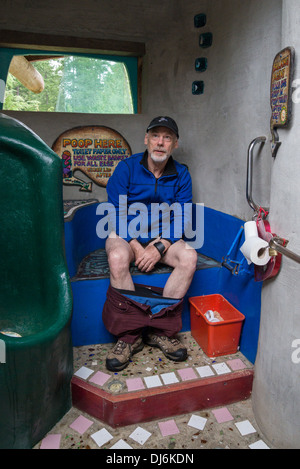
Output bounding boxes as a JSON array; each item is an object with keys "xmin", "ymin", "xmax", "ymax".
[
  {"xmin": 145, "ymin": 333, "xmax": 187, "ymax": 361},
  {"xmin": 106, "ymin": 337, "xmax": 144, "ymax": 371}
]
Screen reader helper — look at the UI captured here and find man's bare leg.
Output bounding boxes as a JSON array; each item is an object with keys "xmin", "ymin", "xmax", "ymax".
[
  {"xmin": 105, "ymin": 235, "xmax": 197, "ymax": 297},
  {"xmin": 161, "ymin": 240, "xmax": 197, "ymax": 299},
  {"xmin": 105, "ymin": 233, "xmax": 135, "ymax": 290},
  {"xmin": 144, "ymin": 240, "xmax": 195, "ymax": 361}
]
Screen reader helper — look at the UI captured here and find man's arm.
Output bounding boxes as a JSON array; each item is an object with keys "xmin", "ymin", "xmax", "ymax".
[
  {"xmin": 170, "ymin": 167, "xmax": 193, "ymax": 243},
  {"xmin": 106, "ymin": 161, "xmax": 136, "ymax": 243}
]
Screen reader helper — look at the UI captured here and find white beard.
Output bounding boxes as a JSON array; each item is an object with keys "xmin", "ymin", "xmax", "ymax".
[{"xmin": 150, "ymin": 152, "xmax": 168, "ymax": 163}]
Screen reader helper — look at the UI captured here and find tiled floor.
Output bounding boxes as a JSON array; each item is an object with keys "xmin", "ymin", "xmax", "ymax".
[
  {"xmin": 71, "ymin": 332, "xmax": 253, "ymax": 395},
  {"xmin": 34, "ymin": 332, "xmax": 275, "ymax": 450},
  {"xmin": 34, "ymin": 399, "xmax": 272, "ymax": 450}
]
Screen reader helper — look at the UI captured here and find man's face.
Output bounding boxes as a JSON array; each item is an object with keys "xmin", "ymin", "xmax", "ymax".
[{"xmin": 144, "ymin": 126, "xmax": 178, "ymax": 164}]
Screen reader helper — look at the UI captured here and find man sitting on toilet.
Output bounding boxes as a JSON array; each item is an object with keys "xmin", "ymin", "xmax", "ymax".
[{"xmin": 102, "ymin": 116, "xmax": 197, "ymax": 371}]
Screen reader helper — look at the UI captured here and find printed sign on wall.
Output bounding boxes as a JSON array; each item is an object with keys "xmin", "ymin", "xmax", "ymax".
[
  {"xmin": 52, "ymin": 126, "xmax": 132, "ymax": 191},
  {"xmin": 270, "ymin": 47, "xmax": 295, "ymax": 157}
]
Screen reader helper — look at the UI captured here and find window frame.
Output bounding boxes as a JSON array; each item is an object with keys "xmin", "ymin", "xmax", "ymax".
[{"xmin": 0, "ymin": 30, "xmax": 144, "ymax": 114}]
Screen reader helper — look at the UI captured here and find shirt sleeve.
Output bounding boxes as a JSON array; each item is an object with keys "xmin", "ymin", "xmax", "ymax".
[
  {"xmin": 167, "ymin": 166, "xmax": 193, "ymax": 244},
  {"xmin": 106, "ymin": 160, "xmax": 135, "ymax": 242}
]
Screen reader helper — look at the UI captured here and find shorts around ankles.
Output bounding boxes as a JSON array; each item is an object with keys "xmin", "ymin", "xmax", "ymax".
[{"xmin": 102, "ymin": 283, "xmax": 184, "ymax": 344}]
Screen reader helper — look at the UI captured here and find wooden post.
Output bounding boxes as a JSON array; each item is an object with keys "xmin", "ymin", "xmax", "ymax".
[{"xmin": 8, "ymin": 55, "xmax": 44, "ymax": 93}]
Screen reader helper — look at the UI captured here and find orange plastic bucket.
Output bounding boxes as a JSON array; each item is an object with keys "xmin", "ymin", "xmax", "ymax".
[{"xmin": 189, "ymin": 294, "xmax": 245, "ymax": 357}]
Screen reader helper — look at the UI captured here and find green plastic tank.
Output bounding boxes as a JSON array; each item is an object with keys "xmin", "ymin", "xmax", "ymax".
[{"xmin": 0, "ymin": 113, "xmax": 73, "ymax": 448}]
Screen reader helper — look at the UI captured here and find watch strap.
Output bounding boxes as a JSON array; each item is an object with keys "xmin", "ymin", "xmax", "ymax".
[{"xmin": 153, "ymin": 241, "xmax": 166, "ymax": 257}]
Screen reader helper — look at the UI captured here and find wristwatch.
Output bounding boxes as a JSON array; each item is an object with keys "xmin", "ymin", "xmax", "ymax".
[{"xmin": 153, "ymin": 241, "xmax": 166, "ymax": 257}]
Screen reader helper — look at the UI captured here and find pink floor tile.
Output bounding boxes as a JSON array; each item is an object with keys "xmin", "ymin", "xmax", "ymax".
[
  {"xmin": 126, "ymin": 377, "xmax": 145, "ymax": 391},
  {"xmin": 227, "ymin": 358, "xmax": 247, "ymax": 371},
  {"xmin": 177, "ymin": 367, "xmax": 197, "ymax": 381},
  {"xmin": 69, "ymin": 415, "xmax": 94, "ymax": 435},
  {"xmin": 40, "ymin": 434, "xmax": 61, "ymax": 449},
  {"xmin": 89, "ymin": 370, "xmax": 111, "ymax": 386},
  {"xmin": 212, "ymin": 407, "xmax": 234, "ymax": 423},
  {"xmin": 158, "ymin": 419, "xmax": 180, "ymax": 437}
]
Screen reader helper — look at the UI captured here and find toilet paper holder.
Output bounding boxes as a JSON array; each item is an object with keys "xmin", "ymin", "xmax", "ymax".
[
  {"xmin": 244, "ymin": 137, "xmax": 283, "ymax": 280},
  {"xmin": 240, "ymin": 221, "xmax": 271, "ymax": 266},
  {"xmin": 269, "ymin": 236, "xmax": 300, "ymax": 264},
  {"xmin": 244, "ymin": 136, "xmax": 300, "ymax": 277}
]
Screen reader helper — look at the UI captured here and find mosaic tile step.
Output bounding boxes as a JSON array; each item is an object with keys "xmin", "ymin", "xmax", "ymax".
[{"xmin": 71, "ymin": 332, "xmax": 254, "ymax": 427}]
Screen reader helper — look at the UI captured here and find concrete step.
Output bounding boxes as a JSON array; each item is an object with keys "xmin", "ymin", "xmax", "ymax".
[{"xmin": 71, "ymin": 332, "xmax": 253, "ymax": 428}]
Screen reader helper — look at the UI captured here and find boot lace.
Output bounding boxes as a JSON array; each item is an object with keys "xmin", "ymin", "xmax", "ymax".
[{"xmin": 112, "ymin": 340, "xmax": 127, "ymax": 355}]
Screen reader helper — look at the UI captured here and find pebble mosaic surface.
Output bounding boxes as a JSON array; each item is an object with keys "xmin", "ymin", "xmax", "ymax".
[
  {"xmin": 34, "ymin": 333, "xmax": 274, "ymax": 450},
  {"xmin": 72, "ymin": 332, "xmax": 252, "ymax": 394},
  {"xmin": 35, "ymin": 401, "xmax": 272, "ymax": 450}
]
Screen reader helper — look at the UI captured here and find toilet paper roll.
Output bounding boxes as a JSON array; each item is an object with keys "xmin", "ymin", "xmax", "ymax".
[
  {"xmin": 240, "ymin": 236, "xmax": 271, "ymax": 266},
  {"xmin": 244, "ymin": 220, "xmax": 259, "ymax": 239}
]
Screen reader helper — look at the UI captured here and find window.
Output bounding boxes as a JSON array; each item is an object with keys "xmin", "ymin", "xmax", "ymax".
[{"xmin": 3, "ymin": 54, "xmax": 135, "ymax": 114}]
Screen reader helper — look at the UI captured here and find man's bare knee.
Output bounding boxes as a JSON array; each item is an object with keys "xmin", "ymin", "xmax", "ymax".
[
  {"xmin": 106, "ymin": 235, "xmax": 133, "ymax": 279},
  {"xmin": 163, "ymin": 241, "xmax": 197, "ymax": 270},
  {"xmin": 181, "ymin": 247, "xmax": 197, "ymax": 272},
  {"xmin": 107, "ymin": 248, "xmax": 130, "ymax": 276}
]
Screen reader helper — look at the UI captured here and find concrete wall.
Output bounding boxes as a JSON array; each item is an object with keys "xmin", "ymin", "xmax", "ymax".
[
  {"xmin": 1, "ymin": 0, "xmax": 281, "ymax": 219},
  {"xmin": 252, "ymin": 0, "xmax": 300, "ymax": 449}
]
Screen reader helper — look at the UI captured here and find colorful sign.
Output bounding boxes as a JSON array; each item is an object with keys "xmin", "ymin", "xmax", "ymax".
[
  {"xmin": 52, "ymin": 126, "xmax": 132, "ymax": 191},
  {"xmin": 270, "ymin": 47, "xmax": 295, "ymax": 157}
]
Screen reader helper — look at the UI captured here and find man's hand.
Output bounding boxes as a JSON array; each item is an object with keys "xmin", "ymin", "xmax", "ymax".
[
  {"xmin": 135, "ymin": 244, "xmax": 162, "ymax": 272},
  {"xmin": 129, "ymin": 239, "xmax": 145, "ymax": 261},
  {"xmin": 130, "ymin": 238, "xmax": 171, "ymax": 273}
]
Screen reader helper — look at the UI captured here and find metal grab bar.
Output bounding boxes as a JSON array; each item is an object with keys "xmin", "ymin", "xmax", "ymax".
[
  {"xmin": 269, "ymin": 237, "xmax": 300, "ymax": 264},
  {"xmin": 246, "ymin": 136, "xmax": 268, "ymax": 214}
]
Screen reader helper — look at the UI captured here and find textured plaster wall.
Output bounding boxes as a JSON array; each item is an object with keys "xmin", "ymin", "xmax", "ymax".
[
  {"xmin": 2, "ymin": 0, "xmax": 281, "ymax": 219},
  {"xmin": 252, "ymin": 0, "xmax": 300, "ymax": 449}
]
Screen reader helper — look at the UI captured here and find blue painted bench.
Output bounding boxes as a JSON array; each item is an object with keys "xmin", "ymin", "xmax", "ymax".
[{"xmin": 64, "ymin": 201, "xmax": 262, "ymax": 363}]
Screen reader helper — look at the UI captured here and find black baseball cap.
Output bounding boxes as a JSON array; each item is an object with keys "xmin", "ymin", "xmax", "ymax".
[{"xmin": 146, "ymin": 116, "xmax": 179, "ymax": 138}]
